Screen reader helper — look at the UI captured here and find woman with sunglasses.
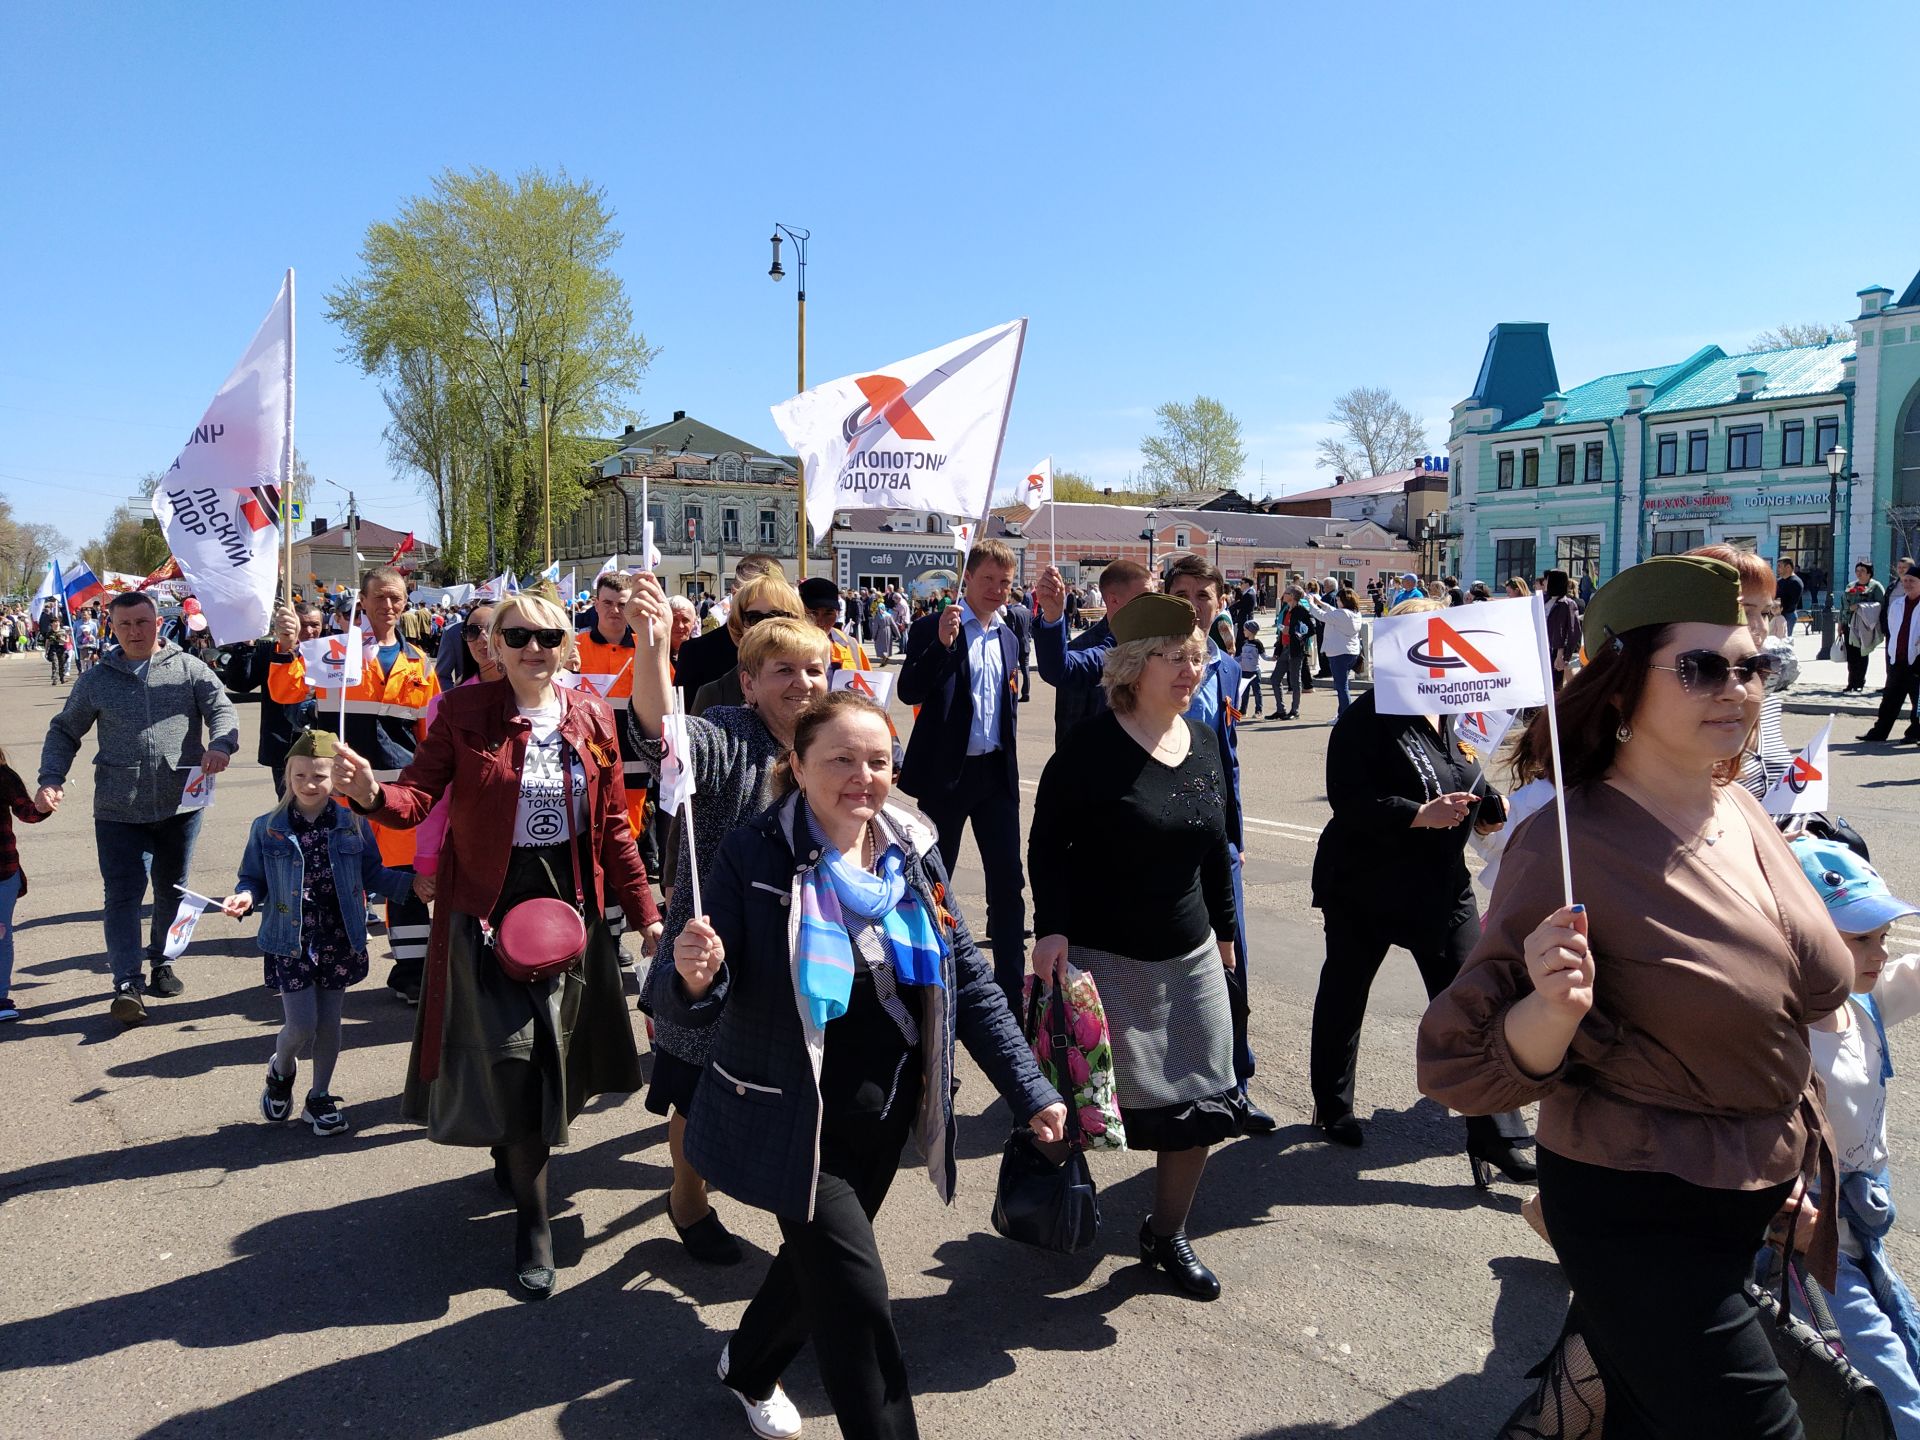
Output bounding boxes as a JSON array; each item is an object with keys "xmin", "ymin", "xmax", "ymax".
[
  {"xmin": 1420, "ymin": 556, "xmax": 1851, "ymax": 1436},
  {"xmin": 1689, "ymin": 544, "xmax": 1802, "ymax": 803},
  {"xmin": 689, "ymin": 574, "xmax": 807, "ymax": 716},
  {"xmin": 332, "ymin": 591, "xmax": 662, "ymax": 1300}
]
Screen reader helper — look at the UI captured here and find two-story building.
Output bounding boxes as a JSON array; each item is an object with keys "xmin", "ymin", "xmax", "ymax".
[{"xmin": 1447, "ymin": 266, "xmax": 1920, "ymax": 595}]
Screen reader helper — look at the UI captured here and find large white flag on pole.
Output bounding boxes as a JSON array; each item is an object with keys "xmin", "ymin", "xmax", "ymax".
[
  {"xmin": 772, "ymin": 319, "xmax": 1027, "ymax": 544},
  {"xmin": 151, "ymin": 273, "xmax": 293, "ymax": 645},
  {"xmin": 1762, "ymin": 716, "xmax": 1834, "ymax": 816},
  {"xmin": 1370, "ymin": 595, "xmax": 1550, "ymax": 716}
]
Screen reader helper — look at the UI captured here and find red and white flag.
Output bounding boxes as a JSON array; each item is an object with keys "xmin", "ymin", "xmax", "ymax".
[
  {"xmin": 1762, "ymin": 717, "xmax": 1833, "ymax": 817},
  {"xmin": 1370, "ymin": 596, "xmax": 1550, "ymax": 716},
  {"xmin": 831, "ymin": 667, "xmax": 896, "ymax": 708},
  {"xmin": 1022, "ymin": 456, "xmax": 1053, "ymax": 508},
  {"xmin": 772, "ymin": 319, "xmax": 1027, "ymax": 543},
  {"xmin": 151, "ymin": 272, "xmax": 294, "ymax": 644},
  {"xmin": 1456, "ymin": 708, "xmax": 1518, "ymax": 757},
  {"xmin": 949, "ymin": 521, "xmax": 975, "ymax": 564},
  {"xmin": 297, "ymin": 631, "xmax": 365, "ymax": 690},
  {"xmin": 660, "ymin": 707, "xmax": 697, "ymax": 816},
  {"xmin": 164, "ymin": 887, "xmax": 219, "ymax": 960}
]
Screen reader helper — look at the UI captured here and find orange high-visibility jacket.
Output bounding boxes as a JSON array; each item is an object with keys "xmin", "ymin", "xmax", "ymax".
[{"xmin": 575, "ymin": 623, "xmax": 648, "ymax": 834}]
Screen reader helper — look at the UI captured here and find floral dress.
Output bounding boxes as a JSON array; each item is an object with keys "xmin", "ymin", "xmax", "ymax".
[{"xmin": 263, "ymin": 809, "xmax": 369, "ymax": 993}]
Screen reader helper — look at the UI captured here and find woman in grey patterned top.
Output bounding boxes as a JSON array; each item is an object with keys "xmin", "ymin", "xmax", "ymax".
[{"xmin": 625, "ymin": 574, "xmax": 831, "ymax": 1264}]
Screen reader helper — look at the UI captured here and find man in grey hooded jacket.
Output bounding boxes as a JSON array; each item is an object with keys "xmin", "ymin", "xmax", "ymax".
[{"xmin": 37, "ymin": 591, "xmax": 240, "ymax": 1025}]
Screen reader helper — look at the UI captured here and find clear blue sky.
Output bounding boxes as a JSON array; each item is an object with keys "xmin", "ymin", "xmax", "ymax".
[{"xmin": 3, "ymin": 1, "xmax": 1915, "ymax": 556}]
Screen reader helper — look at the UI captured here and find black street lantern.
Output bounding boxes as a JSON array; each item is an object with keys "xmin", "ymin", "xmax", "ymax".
[{"xmin": 768, "ymin": 231, "xmax": 785, "ymax": 281}]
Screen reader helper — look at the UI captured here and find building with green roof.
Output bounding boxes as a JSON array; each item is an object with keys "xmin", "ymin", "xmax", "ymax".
[{"xmin": 1445, "ymin": 268, "xmax": 1920, "ymax": 602}]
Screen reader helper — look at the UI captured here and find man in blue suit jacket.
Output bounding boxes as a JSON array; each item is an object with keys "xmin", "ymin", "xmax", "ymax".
[
  {"xmin": 1164, "ymin": 554, "xmax": 1276, "ymax": 1133},
  {"xmin": 898, "ymin": 539, "xmax": 1027, "ymax": 1006},
  {"xmin": 1032, "ymin": 558, "xmax": 1151, "ymax": 748}
]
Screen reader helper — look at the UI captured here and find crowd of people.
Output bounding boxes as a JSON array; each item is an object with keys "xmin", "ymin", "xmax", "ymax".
[{"xmin": 4, "ymin": 537, "xmax": 1920, "ymax": 1438}]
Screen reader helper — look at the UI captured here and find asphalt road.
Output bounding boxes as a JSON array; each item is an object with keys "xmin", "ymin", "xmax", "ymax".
[{"xmin": 4, "ymin": 651, "xmax": 1918, "ymax": 1440}]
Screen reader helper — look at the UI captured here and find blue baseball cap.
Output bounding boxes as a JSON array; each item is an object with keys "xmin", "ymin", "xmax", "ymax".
[{"xmin": 1791, "ymin": 835, "xmax": 1920, "ymax": 935}]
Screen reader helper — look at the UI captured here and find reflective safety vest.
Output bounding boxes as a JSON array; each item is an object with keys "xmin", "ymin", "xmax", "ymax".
[
  {"xmin": 575, "ymin": 623, "xmax": 648, "ymax": 834},
  {"xmin": 828, "ymin": 628, "xmax": 870, "ymax": 675},
  {"xmin": 268, "ymin": 638, "xmax": 440, "ymax": 866}
]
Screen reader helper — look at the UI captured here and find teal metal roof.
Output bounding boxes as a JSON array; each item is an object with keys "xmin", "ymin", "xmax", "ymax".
[
  {"xmin": 1496, "ymin": 363, "xmax": 1677, "ymax": 431},
  {"xmin": 1643, "ymin": 341, "xmax": 1848, "ymax": 413}
]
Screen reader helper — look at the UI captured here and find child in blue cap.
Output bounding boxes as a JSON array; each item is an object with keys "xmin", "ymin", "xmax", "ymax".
[{"xmin": 1788, "ymin": 831, "xmax": 1920, "ymax": 1434}]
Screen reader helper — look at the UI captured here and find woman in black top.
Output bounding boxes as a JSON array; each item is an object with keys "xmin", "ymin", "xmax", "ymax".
[
  {"xmin": 1029, "ymin": 593, "xmax": 1245, "ymax": 1300},
  {"xmin": 1307, "ymin": 599, "xmax": 1534, "ymax": 1186}
]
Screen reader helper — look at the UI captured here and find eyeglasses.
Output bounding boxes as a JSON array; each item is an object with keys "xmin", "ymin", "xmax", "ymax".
[
  {"xmin": 1150, "ymin": 648, "xmax": 1207, "ymax": 670},
  {"xmin": 1649, "ymin": 649, "xmax": 1782, "ymax": 693},
  {"xmin": 500, "ymin": 626, "xmax": 566, "ymax": 651},
  {"xmin": 741, "ymin": 609, "xmax": 777, "ymax": 626}
]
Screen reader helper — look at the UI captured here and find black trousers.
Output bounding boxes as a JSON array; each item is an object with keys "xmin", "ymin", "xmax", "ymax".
[
  {"xmin": 1538, "ymin": 1147, "xmax": 1802, "ymax": 1439},
  {"xmin": 921, "ymin": 756, "xmax": 1027, "ymax": 1009},
  {"xmin": 1845, "ymin": 639, "xmax": 1871, "ymax": 691},
  {"xmin": 1868, "ymin": 658, "xmax": 1920, "ymax": 740},
  {"xmin": 727, "ymin": 1119, "xmax": 919, "ymax": 1440},
  {"xmin": 1311, "ymin": 901, "xmax": 1527, "ymax": 1147},
  {"xmin": 383, "ymin": 878, "xmax": 431, "ymax": 992}
]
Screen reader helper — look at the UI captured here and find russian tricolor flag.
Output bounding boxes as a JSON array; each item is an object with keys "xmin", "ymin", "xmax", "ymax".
[{"xmin": 63, "ymin": 560, "xmax": 107, "ymax": 609}]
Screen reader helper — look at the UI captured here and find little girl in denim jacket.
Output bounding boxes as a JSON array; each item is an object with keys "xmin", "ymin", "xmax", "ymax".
[
  {"xmin": 1783, "ymin": 832, "xmax": 1920, "ymax": 1436},
  {"xmin": 224, "ymin": 730, "xmax": 413, "ymax": 1137}
]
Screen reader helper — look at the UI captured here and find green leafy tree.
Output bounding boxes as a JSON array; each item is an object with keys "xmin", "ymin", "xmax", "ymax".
[
  {"xmin": 1140, "ymin": 397, "xmax": 1245, "ymax": 492},
  {"xmin": 80, "ymin": 491, "xmax": 169, "ymax": 580},
  {"xmin": 327, "ymin": 166, "xmax": 656, "ymax": 577},
  {"xmin": 0, "ymin": 498, "xmax": 67, "ymax": 595},
  {"xmin": 1315, "ymin": 386, "xmax": 1429, "ymax": 480}
]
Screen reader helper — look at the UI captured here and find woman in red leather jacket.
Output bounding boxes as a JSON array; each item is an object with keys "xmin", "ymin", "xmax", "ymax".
[{"xmin": 334, "ymin": 591, "xmax": 662, "ymax": 1300}]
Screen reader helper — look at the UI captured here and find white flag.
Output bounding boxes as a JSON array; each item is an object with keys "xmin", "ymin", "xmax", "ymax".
[
  {"xmin": 772, "ymin": 318, "xmax": 1027, "ymax": 543},
  {"xmin": 659, "ymin": 707, "xmax": 697, "ymax": 815},
  {"xmin": 561, "ymin": 569, "xmax": 577, "ymax": 603},
  {"xmin": 1370, "ymin": 595, "xmax": 1549, "ymax": 716},
  {"xmin": 949, "ymin": 522, "xmax": 974, "ymax": 563},
  {"xmin": 475, "ymin": 571, "xmax": 513, "ymax": 601},
  {"xmin": 831, "ymin": 667, "xmax": 896, "ymax": 708},
  {"xmin": 150, "ymin": 274, "xmax": 292, "ymax": 646},
  {"xmin": 642, "ymin": 520, "xmax": 660, "ymax": 570},
  {"xmin": 178, "ymin": 765, "xmax": 216, "ymax": 812},
  {"xmin": 1762, "ymin": 717, "xmax": 1834, "ymax": 816},
  {"xmin": 597, "ymin": 554, "xmax": 619, "ymax": 578},
  {"xmin": 1021, "ymin": 456, "xmax": 1053, "ymax": 508},
  {"xmin": 1456, "ymin": 708, "xmax": 1518, "ymax": 758},
  {"xmin": 164, "ymin": 888, "xmax": 218, "ymax": 960},
  {"xmin": 30, "ymin": 561, "xmax": 58, "ymax": 611},
  {"xmin": 297, "ymin": 631, "xmax": 365, "ymax": 690},
  {"xmin": 552, "ymin": 670, "xmax": 586, "ymax": 691}
]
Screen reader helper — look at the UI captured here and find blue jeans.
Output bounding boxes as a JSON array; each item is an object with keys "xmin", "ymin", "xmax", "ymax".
[
  {"xmin": 0, "ymin": 868, "xmax": 20, "ymax": 997},
  {"xmin": 1330, "ymin": 654, "xmax": 1358, "ymax": 716},
  {"xmin": 96, "ymin": 811, "xmax": 205, "ymax": 988},
  {"xmin": 1828, "ymin": 1250, "xmax": 1920, "ymax": 1437}
]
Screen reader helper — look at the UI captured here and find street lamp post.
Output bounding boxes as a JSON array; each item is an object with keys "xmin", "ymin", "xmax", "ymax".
[
  {"xmin": 1140, "ymin": 509, "xmax": 1158, "ymax": 572},
  {"xmin": 769, "ymin": 223, "xmax": 810, "ymax": 577},
  {"xmin": 522, "ymin": 357, "xmax": 553, "ymax": 570},
  {"xmin": 1211, "ymin": 530, "xmax": 1223, "ymax": 573},
  {"xmin": 1822, "ymin": 445, "xmax": 1853, "ymax": 660}
]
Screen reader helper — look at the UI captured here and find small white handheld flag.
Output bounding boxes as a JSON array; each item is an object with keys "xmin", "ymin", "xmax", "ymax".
[
  {"xmin": 1762, "ymin": 717, "xmax": 1834, "ymax": 817},
  {"xmin": 1456, "ymin": 708, "xmax": 1518, "ymax": 758},
  {"xmin": 949, "ymin": 522, "xmax": 975, "ymax": 562},
  {"xmin": 831, "ymin": 668, "xmax": 896, "ymax": 707},
  {"xmin": 659, "ymin": 708, "xmax": 698, "ymax": 816},
  {"xmin": 1021, "ymin": 456, "xmax": 1053, "ymax": 507},
  {"xmin": 178, "ymin": 766, "xmax": 216, "ymax": 812},
  {"xmin": 297, "ymin": 632, "xmax": 365, "ymax": 690},
  {"xmin": 1370, "ymin": 596, "xmax": 1550, "ymax": 716},
  {"xmin": 164, "ymin": 888, "xmax": 218, "ymax": 960},
  {"xmin": 772, "ymin": 319, "xmax": 1027, "ymax": 544}
]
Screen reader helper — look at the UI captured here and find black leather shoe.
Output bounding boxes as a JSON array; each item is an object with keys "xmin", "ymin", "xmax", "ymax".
[
  {"xmin": 1138, "ymin": 1218, "xmax": 1220, "ymax": 1300},
  {"xmin": 674, "ymin": 1207, "xmax": 745, "ymax": 1265},
  {"xmin": 514, "ymin": 1264, "xmax": 556, "ymax": 1300},
  {"xmin": 1312, "ymin": 1108, "xmax": 1363, "ymax": 1147},
  {"xmin": 1861, "ymin": 731, "xmax": 1891, "ymax": 744},
  {"xmin": 1467, "ymin": 1137, "xmax": 1539, "ymax": 1188},
  {"xmin": 1241, "ymin": 1105, "xmax": 1278, "ymax": 1136}
]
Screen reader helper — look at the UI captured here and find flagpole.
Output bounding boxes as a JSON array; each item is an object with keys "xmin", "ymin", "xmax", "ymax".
[
  {"xmin": 975, "ymin": 318, "xmax": 1028, "ymax": 549},
  {"xmin": 1530, "ymin": 594, "xmax": 1576, "ymax": 908},
  {"xmin": 673, "ymin": 687, "xmax": 703, "ymax": 918},
  {"xmin": 338, "ymin": 595, "xmax": 359, "ymax": 736},
  {"xmin": 283, "ymin": 267, "xmax": 296, "ymax": 608}
]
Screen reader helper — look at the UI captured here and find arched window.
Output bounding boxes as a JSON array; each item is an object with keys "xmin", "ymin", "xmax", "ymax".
[{"xmin": 1899, "ymin": 382, "xmax": 1920, "ymax": 509}]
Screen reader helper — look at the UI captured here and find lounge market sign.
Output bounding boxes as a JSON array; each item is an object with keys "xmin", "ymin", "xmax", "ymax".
[{"xmin": 1642, "ymin": 490, "xmax": 1830, "ymax": 516}]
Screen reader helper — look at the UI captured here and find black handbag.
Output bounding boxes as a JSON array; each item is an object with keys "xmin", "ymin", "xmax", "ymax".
[
  {"xmin": 990, "ymin": 986, "xmax": 1100, "ymax": 1254},
  {"xmin": 1748, "ymin": 1244, "xmax": 1896, "ymax": 1439}
]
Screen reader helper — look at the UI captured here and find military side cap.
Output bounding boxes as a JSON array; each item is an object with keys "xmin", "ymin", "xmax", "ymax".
[
  {"xmin": 286, "ymin": 729, "xmax": 340, "ymax": 760},
  {"xmin": 1581, "ymin": 556, "xmax": 1741, "ymax": 657},
  {"xmin": 1110, "ymin": 592, "xmax": 1199, "ymax": 644}
]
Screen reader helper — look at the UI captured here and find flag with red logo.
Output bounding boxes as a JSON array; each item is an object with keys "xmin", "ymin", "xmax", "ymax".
[
  {"xmin": 297, "ymin": 631, "xmax": 365, "ymax": 690},
  {"xmin": 1370, "ymin": 595, "xmax": 1549, "ymax": 716},
  {"xmin": 150, "ymin": 272, "xmax": 294, "ymax": 644},
  {"xmin": 1762, "ymin": 717, "xmax": 1832, "ymax": 816},
  {"xmin": 771, "ymin": 318, "xmax": 1027, "ymax": 543},
  {"xmin": 1456, "ymin": 707, "xmax": 1518, "ymax": 758},
  {"xmin": 831, "ymin": 667, "xmax": 896, "ymax": 708},
  {"xmin": 1022, "ymin": 456, "xmax": 1053, "ymax": 507}
]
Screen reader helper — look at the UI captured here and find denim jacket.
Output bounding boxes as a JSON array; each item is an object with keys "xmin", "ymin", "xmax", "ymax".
[{"xmin": 234, "ymin": 803, "xmax": 415, "ymax": 956}]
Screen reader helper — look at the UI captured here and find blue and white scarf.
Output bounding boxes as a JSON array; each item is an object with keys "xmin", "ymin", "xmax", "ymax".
[{"xmin": 795, "ymin": 812, "xmax": 947, "ymax": 1030}]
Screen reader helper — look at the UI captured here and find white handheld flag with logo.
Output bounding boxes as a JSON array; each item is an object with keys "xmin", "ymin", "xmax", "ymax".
[
  {"xmin": 1021, "ymin": 456, "xmax": 1053, "ymax": 507},
  {"xmin": 164, "ymin": 887, "xmax": 218, "ymax": 960},
  {"xmin": 949, "ymin": 521, "xmax": 974, "ymax": 564},
  {"xmin": 178, "ymin": 766, "xmax": 216, "ymax": 812},
  {"xmin": 772, "ymin": 319, "xmax": 1027, "ymax": 543},
  {"xmin": 659, "ymin": 707, "xmax": 697, "ymax": 815},
  {"xmin": 297, "ymin": 632, "xmax": 365, "ymax": 690},
  {"xmin": 1370, "ymin": 595, "xmax": 1549, "ymax": 716},
  {"xmin": 1456, "ymin": 708, "xmax": 1518, "ymax": 758},
  {"xmin": 1762, "ymin": 717, "xmax": 1833, "ymax": 817},
  {"xmin": 150, "ymin": 274, "xmax": 293, "ymax": 646},
  {"xmin": 831, "ymin": 667, "xmax": 896, "ymax": 708}
]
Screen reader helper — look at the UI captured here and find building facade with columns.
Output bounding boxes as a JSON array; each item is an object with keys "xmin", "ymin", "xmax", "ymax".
[{"xmin": 1447, "ymin": 268, "xmax": 1920, "ymax": 595}]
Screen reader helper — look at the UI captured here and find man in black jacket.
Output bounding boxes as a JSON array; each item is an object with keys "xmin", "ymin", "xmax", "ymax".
[
  {"xmin": 223, "ymin": 604, "xmax": 322, "ymax": 794},
  {"xmin": 897, "ymin": 539, "xmax": 1026, "ymax": 1005}
]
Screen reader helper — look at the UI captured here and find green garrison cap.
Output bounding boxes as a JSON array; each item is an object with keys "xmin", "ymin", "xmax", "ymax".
[
  {"xmin": 1581, "ymin": 556, "xmax": 1742, "ymax": 656},
  {"xmin": 1109, "ymin": 592, "xmax": 1199, "ymax": 644},
  {"xmin": 286, "ymin": 729, "xmax": 340, "ymax": 761}
]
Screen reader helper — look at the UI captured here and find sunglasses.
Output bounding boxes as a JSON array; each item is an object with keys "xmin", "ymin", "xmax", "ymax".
[
  {"xmin": 741, "ymin": 609, "xmax": 777, "ymax": 626},
  {"xmin": 500, "ymin": 626, "xmax": 567, "ymax": 651},
  {"xmin": 1649, "ymin": 649, "xmax": 1782, "ymax": 693}
]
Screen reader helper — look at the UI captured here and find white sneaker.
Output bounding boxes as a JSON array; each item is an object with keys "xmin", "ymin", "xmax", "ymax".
[{"xmin": 717, "ymin": 1342, "xmax": 803, "ymax": 1438}]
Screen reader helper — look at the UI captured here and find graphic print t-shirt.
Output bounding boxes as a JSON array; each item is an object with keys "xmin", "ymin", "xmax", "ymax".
[{"xmin": 513, "ymin": 705, "xmax": 588, "ymax": 848}]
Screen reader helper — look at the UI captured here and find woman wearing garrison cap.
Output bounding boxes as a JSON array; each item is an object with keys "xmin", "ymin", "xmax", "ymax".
[
  {"xmin": 1420, "ymin": 556, "xmax": 1852, "ymax": 1436},
  {"xmin": 1029, "ymin": 592, "xmax": 1246, "ymax": 1300}
]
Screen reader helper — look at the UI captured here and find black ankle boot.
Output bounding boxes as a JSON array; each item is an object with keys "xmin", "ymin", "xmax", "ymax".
[
  {"xmin": 1467, "ymin": 1135, "xmax": 1538, "ymax": 1188},
  {"xmin": 1138, "ymin": 1218, "xmax": 1220, "ymax": 1300}
]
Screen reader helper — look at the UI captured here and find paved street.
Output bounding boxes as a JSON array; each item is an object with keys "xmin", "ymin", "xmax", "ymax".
[{"xmin": 4, "ymin": 651, "xmax": 1919, "ymax": 1440}]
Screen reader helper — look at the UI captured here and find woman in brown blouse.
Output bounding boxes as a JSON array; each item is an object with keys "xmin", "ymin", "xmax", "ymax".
[{"xmin": 1418, "ymin": 556, "xmax": 1852, "ymax": 1438}]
